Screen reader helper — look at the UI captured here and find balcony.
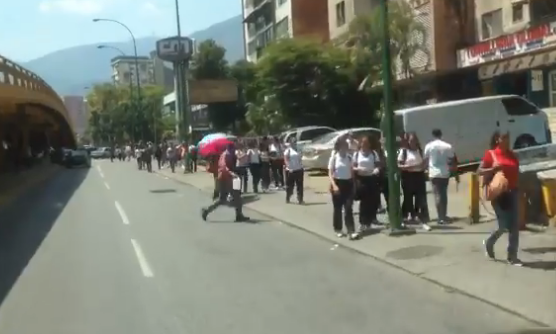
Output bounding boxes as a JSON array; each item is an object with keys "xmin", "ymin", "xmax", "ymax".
[
  {"xmin": 247, "ymin": 25, "xmax": 274, "ymax": 56},
  {"xmin": 247, "ymin": 19, "xmax": 274, "ymax": 40},
  {"xmin": 244, "ymin": 0, "xmax": 273, "ymax": 23}
]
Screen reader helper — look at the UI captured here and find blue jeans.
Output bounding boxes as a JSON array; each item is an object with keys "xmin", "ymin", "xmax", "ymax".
[{"xmin": 486, "ymin": 189, "xmax": 519, "ymax": 259}]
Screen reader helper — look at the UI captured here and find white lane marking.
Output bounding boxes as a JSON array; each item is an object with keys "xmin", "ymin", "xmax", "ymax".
[
  {"xmin": 130, "ymin": 239, "xmax": 154, "ymax": 277},
  {"xmin": 104, "ymin": 182, "xmax": 111, "ymax": 190},
  {"xmin": 96, "ymin": 165, "xmax": 105, "ymax": 178},
  {"xmin": 114, "ymin": 201, "xmax": 130, "ymax": 225}
]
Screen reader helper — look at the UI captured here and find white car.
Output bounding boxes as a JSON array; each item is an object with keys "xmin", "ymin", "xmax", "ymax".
[
  {"xmin": 90, "ymin": 147, "xmax": 111, "ymax": 159},
  {"xmin": 301, "ymin": 127, "xmax": 381, "ymax": 170}
]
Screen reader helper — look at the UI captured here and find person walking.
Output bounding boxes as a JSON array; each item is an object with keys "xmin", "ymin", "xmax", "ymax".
[
  {"xmin": 259, "ymin": 140, "xmax": 271, "ymax": 192},
  {"xmin": 201, "ymin": 143, "xmax": 250, "ymax": 223},
  {"xmin": 284, "ymin": 138, "xmax": 304, "ymax": 204},
  {"xmin": 269, "ymin": 136, "xmax": 285, "ymax": 189},
  {"xmin": 478, "ymin": 131, "xmax": 522, "ymax": 266},
  {"xmin": 155, "ymin": 144, "xmax": 163, "ymax": 169},
  {"xmin": 353, "ymin": 135, "xmax": 381, "ymax": 231},
  {"xmin": 424, "ymin": 129, "xmax": 458, "ymax": 225},
  {"xmin": 247, "ymin": 141, "xmax": 262, "ymax": 193},
  {"xmin": 328, "ymin": 139, "xmax": 358, "ymax": 240},
  {"xmin": 235, "ymin": 142, "xmax": 249, "ymax": 193}
]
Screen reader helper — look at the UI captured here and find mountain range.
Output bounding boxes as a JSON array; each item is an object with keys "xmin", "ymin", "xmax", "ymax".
[{"xmin": 21, "ymin": 15, "xmax": 244, "ymax": 96}]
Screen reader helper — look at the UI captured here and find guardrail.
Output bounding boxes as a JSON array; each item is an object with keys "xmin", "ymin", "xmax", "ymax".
[{"xmin": 0, "ymin": 54, "xmax": 70, "ymax": 122}]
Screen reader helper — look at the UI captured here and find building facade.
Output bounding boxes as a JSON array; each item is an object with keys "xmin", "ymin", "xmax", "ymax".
[
  {"xmin": 111, "ymin": 56, "xmax": 155, "ymax": 87},
  {"xmin": 242, "ymin": 0, "xmax": 330, "ymax": 62},
  {"xmin": 457, "ymin": 0, "xmax": 556, "ymax": 108},
  {"xmin": 149, "ymin": 51, "xmax": 174, "ymax": 94},
  {"xmin": 63, "ymin": 95, "xmax": 88, "ymax": 137},
  {"xmin": 327, "ymin": 0, "xmax": 476, "ymax": 104}
]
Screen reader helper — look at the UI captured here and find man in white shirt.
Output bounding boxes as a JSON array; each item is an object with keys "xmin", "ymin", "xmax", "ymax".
[{"xmin": 424, "ymin": 129, "xmax": 457, "ymax": 224}]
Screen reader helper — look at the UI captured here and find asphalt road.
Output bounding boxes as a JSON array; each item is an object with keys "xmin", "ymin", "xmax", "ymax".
[{"xmin": 0, "ymin": 160, "xmax": 538, "ymax": 334}]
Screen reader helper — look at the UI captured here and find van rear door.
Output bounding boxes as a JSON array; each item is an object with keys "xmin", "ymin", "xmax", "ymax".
[{"xmin": 500, "ymin": 97, "xmax": 548, "ymax": 148}]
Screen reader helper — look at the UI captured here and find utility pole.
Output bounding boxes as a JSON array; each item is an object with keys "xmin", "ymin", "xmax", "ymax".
[{"xmin": 380, "ymin": 0, "xmax": 414, "ymax": 236}]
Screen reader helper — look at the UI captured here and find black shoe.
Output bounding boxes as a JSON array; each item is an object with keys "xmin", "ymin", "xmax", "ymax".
[
  {"xmin": 286, "ymin": 197, "xmax": 291, "ymax": 204},
  {"xmin": 507, "ymin": 258, "xmax": 523, "ymax": 266},
  {"xmin": 201, "ymin": 208, "xmax": 208, "ymax": 221},
  {"xmin": 483, "ymin": 240, "xmax": 495, "ymax": 260},
  {"xmin": 235, "ymin": 215, "xmax": 250, "ymax": 222},
  {"xmin": 298, "ymin": 199, "xmax": 304, "ymax": 205}
]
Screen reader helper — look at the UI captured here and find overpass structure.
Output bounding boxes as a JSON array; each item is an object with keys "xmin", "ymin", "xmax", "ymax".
[{"xmin": 0, "ymin": 54, "xmax": 75, "ymax": 170}]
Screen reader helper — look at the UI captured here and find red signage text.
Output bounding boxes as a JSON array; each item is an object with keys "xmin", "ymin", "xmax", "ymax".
[{"xmin": 468, "ymin": 24, "xmax": 552, "ymax": 58}]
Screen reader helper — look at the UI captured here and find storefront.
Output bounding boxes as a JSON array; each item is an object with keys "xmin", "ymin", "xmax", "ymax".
[{"xmin": 457, "ymin": 21, "xmax": 556, "ymax": 108}]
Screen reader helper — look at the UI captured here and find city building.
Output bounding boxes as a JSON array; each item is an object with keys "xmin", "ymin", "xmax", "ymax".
[
  {"xmin": 149, "ymin": 51, "xmax": 174, "ymax": 94},
  {"xmin": 111, "ymin": 56, "xmax": 155, "ymax": 87},
  {"xmin": 328, "ymin": 0, "xmax": 477, "ymax": 104},
  {"xmin": 242, "ymin": 0, "xmax": 330, "ymax": 62},
  {"xmin": 162, "ymin": 92, "xmax": 211, "ymax": 132},
  {"xmin": 457, "ymin": 0, "xmax": 556, "ymax": 108},
  {"xmin": 63, "ymin": 95, "xmax": 88, "ymax": 137}
]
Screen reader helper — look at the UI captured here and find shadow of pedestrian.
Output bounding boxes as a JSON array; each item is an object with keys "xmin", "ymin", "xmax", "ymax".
[
  {"xmin": 522, "ymin": 261, "xmax": 556, "ymax": 271},
  {"xmin": 522, "ymin": 247, "xmax": 556, "ymax": 254},
  {"xmin": 149, "ymin": 189, "xmax": 177, "ymax": 194},
  {"xmin": 300, "ymin": 202, "xmax": 327, "ymax": 206}
]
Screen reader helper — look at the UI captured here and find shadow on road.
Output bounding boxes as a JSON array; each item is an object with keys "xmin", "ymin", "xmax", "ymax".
[{"xmin": 0, "ymin": 168, "xmax": 89, "ymax": 307}]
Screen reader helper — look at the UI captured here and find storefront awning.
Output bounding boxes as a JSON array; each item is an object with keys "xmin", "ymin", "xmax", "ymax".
[{"xmin": 478, "ymin": 49, "xmax": 556, "ymax": 80}]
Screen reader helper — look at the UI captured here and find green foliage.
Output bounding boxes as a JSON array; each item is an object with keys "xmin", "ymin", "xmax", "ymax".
[{"xmin": 86, "ymin": 84, "xmax": 169, "ymax": 145}]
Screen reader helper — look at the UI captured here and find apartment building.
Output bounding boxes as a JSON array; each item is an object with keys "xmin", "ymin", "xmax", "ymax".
[
  {"xmin": 111, "ymin": 56, "xmax": 155, "ymax": 87},
  {"xmin": 242, "ymin": 0, "xmax": 330, "ymax": 62},
  {"xmin": 63, "ymin": 95, "xmax": 88, "ymax": 137},
  {"xmin": 328, "ymin": 0, "xmax": 476, "ymax": 103},
  {"xmin": 457, "ymin": 0, "xmax": 556, "ymax": 108},
  {"xmin": 149, "ymin": 50, "xmax": 174, "ymax": 94}
]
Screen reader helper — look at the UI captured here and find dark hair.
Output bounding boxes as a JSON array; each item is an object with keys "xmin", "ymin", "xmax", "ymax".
[
  {"xmin": 432, "ymin": 129, "xmax": 442, "ymax": 138},
  {"xmin": 489, "ymin": 131, "xmax": 501, "ymax": 149},
  {"xmin": 406, "ymin": 132, "xmax": 423, "ymax": 155},
  {"xmin": 334, "ymin": 137, "xmax": 347, "ymax": 151}
]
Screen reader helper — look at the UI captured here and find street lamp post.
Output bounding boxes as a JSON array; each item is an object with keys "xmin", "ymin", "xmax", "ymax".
[
  {"xmin": 93, "ymin": 18, "xmax": 144, "ymax": 142},
  {"xmin": 379, "ymin": 0, "xmax": 414, "ymax": 236}
]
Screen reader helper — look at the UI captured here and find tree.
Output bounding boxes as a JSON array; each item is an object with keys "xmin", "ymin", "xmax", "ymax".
[
  {"xmin": 254, "ymin": 38, "xmax": 372, "ymax": 129},
  {"xmin": 190, "ymin": 39, "xmax": 239, "ymax": 131},
  {"xmin": 347, "ymin": 0, "xmax": 429, "ymax": 84}
]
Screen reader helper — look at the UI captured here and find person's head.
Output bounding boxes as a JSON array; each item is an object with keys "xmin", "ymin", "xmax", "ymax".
[
  {"xmin": 490, "ymin": 130, "xmax": 510, "ymax": 151},
  {"xmin": 406, "ymin": 132, "xmax": 421, "ymax": 150},
  {"xmin": 432, "ymin": 129, "xmax": 442, "ymax": 139},
  {"xmin": 360, "ymin": 136, "xmax": 371, "ymax": 151},
  {"xmin": 226, "ymin": 142, "xmax": 235, "ymax": 153},
  {"xmin": 334, "ymin": 137, "xmax": 349, "ymax": 154},
  {"xmin": 273, "ymin": 136, "xmax": 279, "ymax": 143},
  {"xmin": 289, "ymin": 137, "xmax": 297, "ymax": 149}
]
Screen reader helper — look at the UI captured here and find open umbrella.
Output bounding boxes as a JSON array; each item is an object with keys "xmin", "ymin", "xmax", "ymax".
[{"xmin": 198, "ymin": 137, "xmax": 233, "ymax": 157}]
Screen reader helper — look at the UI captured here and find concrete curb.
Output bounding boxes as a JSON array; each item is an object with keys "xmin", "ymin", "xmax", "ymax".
[
  {"xmin": 157, "ymin": 170, "xmax": 552, "ymax": 328},
  {"xmin": 0, "ymin": 164, "xmax": 61, "ymax": 209}
]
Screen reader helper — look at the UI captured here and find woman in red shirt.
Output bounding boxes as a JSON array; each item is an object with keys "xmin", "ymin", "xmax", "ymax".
[{"xmin": 478, "ymin": 131, "xmax": 521, "ymax": 266}]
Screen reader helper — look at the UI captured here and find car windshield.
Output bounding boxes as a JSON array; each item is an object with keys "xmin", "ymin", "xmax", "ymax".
[{"xmin": 311, "ymin": 131, "xmax": 341, "ymax": 145}]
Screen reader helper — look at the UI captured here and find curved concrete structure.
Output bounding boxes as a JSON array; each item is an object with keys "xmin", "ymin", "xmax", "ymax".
[{"xmin": 0, "ymin": 54, "xmax": 75, "ymax": 170}]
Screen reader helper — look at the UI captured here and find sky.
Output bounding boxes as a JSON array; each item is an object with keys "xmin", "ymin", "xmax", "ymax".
[{"xmin": 0, "ymin": 0, "xmax": 241, "ymax": 62}]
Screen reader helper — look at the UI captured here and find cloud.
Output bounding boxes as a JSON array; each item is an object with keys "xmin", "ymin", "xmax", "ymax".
[
  {"xmin": 38, "ymin": 0, "xmax": 104, "ymax": 14},
  {"xmin": 139, "ymin": 1, "xmax": 161, "ymax": 16}
]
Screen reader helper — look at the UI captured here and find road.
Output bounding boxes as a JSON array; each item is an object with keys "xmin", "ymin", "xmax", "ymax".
[{"xmin": 0, "ymin": 160, "xmax": 537, "ymax": 334}]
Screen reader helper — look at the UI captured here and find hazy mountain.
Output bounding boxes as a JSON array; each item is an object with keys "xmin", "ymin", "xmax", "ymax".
[{"xmin": 21, "ymin": 15, "xmax": 244, "ymax": 96}]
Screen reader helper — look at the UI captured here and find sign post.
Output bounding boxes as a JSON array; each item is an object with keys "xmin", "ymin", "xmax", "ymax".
[{"xmin": 156, "ymin": 36, "xmax": 194, "ymax": 172}]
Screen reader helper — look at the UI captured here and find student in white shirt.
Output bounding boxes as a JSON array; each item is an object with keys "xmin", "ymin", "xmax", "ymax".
[
  {"xmin": 269, "ymin": 136, "xmax": 285, "ymax": 188},
  {"xmin": 284, "ymin": 138, "xmax": 304, "ymax": 204},
  {"xmin": 259, "ymin": 139, "xmax": 271, "ymax": 191},
  {"xmin": 247, "ymin": 141, "xmax": 262, "ymax": 193},
  {"xmin": 353, "ymin": 136, "xmax": 381, "ymax": 230},
  {"xmin": 424, "ymin": 129, "xmax": 457, "ymax": 224},
  {"xmin": 398, "ymin": 132, "xmax": 429, "ymax": 228},
  {"xmin": 328, "ymin": 138, "xmax": 357, "ymax": 240},
  {"xmin": 235, "ymin": 141, "xmax": 250, "ymax": 193}
]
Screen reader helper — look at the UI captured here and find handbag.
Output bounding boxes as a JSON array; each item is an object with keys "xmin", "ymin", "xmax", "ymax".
[{"xmin": 481, "ymin": 150, "xmax": 508, "ymax": 201}]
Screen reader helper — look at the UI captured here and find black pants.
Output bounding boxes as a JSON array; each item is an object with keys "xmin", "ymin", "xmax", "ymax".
[
  {"xmin": 189, "ymin": 155, "xmax": 197, "ymax": 172},
  {"xmin": 331, "ymin": 179, "xmax": 355, "ymax": 233},
  {"xmin": 260, "ymin": 161, "xmax": 271, "ymax": 190},
  {"xmin": 205, "ymin": 178, "xmax": 243, "ymax": 219},
  {"xmin": 378, "ymin": 173, "xmax": 389, "ymax": 209},
  {"xmin": 236, "ymin": 166, "xmax": 249, "ymax": 193},
  {"xmin": 212, "ymin": 174, "xmax": 219, "ymax": 200},
  {"xmin": 285, "ymin": 169, "xmax": 304, "ymax": 202},
  {"xmin": 156, "ymin": 158, "xmax": 161, "ymax": 169},
  {"xmin": 249, "ymin": 163, "xmax": 261, "ymax": 193},
  {"xmin": 401, "ymin": 171, "xmax": 427, "ymax": 220},
  {"xmin": 270, "ymin": 159, "xmax": 284, "ymax": 187},
  {"xmin": 358, "ymin": 175, "xmax": 380, "ymax": 225}
]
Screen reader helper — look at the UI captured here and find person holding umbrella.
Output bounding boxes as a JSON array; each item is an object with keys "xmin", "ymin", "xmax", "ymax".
[{"xmin": 201, "ymin": 142, "xmax": 250, "ymax": 222}]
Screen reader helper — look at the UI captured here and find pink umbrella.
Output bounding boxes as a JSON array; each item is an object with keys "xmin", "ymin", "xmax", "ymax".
[{"xmin": 199, "ymin": 137, "xmax": 233, "ymax": 157}]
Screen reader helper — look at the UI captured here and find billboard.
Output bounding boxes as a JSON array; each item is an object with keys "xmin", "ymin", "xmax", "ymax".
[{"xmin": 188, "ymin": 79, "xmax": 238, "ymax": 105}]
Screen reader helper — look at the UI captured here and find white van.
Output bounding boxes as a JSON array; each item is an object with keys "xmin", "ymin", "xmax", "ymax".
[{"xmin": 394, "ymin": 95, "xmax": 552, "ymax": 166}]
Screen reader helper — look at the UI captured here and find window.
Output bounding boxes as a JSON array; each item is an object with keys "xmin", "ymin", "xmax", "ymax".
[
  {"xmin": 481, "ymin": 9, "xmax": 503, "ymax": 40},
  {"xmin": 512, "ymin": 3, "xmax": 524, "ymax": 22},
  {"xmin": 275, "ymin": 17, "xmax": 289, "ymax": 38},
  {"xmin": 299, "ymin": 128, "xmax": 335, "ymax": 141},
  {"xmin": 336, "ymin": 1, "xmax": 346, "ymax": 27},
  {"xmin": 502, "ymin": 97, "xmax": 539, "ymax": 116}
]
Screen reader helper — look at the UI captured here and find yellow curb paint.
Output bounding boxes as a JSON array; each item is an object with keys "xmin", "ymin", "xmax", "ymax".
[{"xmin": 0, "ymin": 166, "xmax": 60, "ymax": 209}]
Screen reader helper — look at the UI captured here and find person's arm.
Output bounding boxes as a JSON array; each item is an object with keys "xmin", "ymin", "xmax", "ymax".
[
  {"xmin": 397, "ymin": 149, "xmax": 407, "ymax": 169},
  {"xmin": 328, "ymin": 154, "xmax": 338, "ymax": 191},
  {"xmin": 283, "ymin": 148, "xmax": 290, "ymax": 169},
  {"xmin": 477, "ymin": 150, "xmax": 499, "ymax": 175}
]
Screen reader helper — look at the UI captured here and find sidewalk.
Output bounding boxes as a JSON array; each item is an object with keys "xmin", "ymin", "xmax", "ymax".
[
  {"xmin": 158, "ymin": 169, "xmax": 556, "ymax": 327},
  {"xmin": 0, "ymin": 162, "xmax": 60, "ymax": 209}
]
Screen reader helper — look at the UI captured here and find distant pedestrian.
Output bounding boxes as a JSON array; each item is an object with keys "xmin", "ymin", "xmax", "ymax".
[{"xmin": 284, "ymin": 138, "xmax": 304, "ymax": 204}]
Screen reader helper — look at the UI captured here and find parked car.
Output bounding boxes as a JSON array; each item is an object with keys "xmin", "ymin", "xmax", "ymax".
[
  {"xmin": 280, "ymin": 126, "xmax": 336, "ymax": 152},
  {"xmin": 65, "ymin": 147, "xmax": 91, "ymax": 168},
  {"xmin": 301, "ymin": 127, "xmax": 381, "ymax": 170},
  {"xmin": 90, "ymin": 147, "xmax": 111, "ymax": 159}
]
